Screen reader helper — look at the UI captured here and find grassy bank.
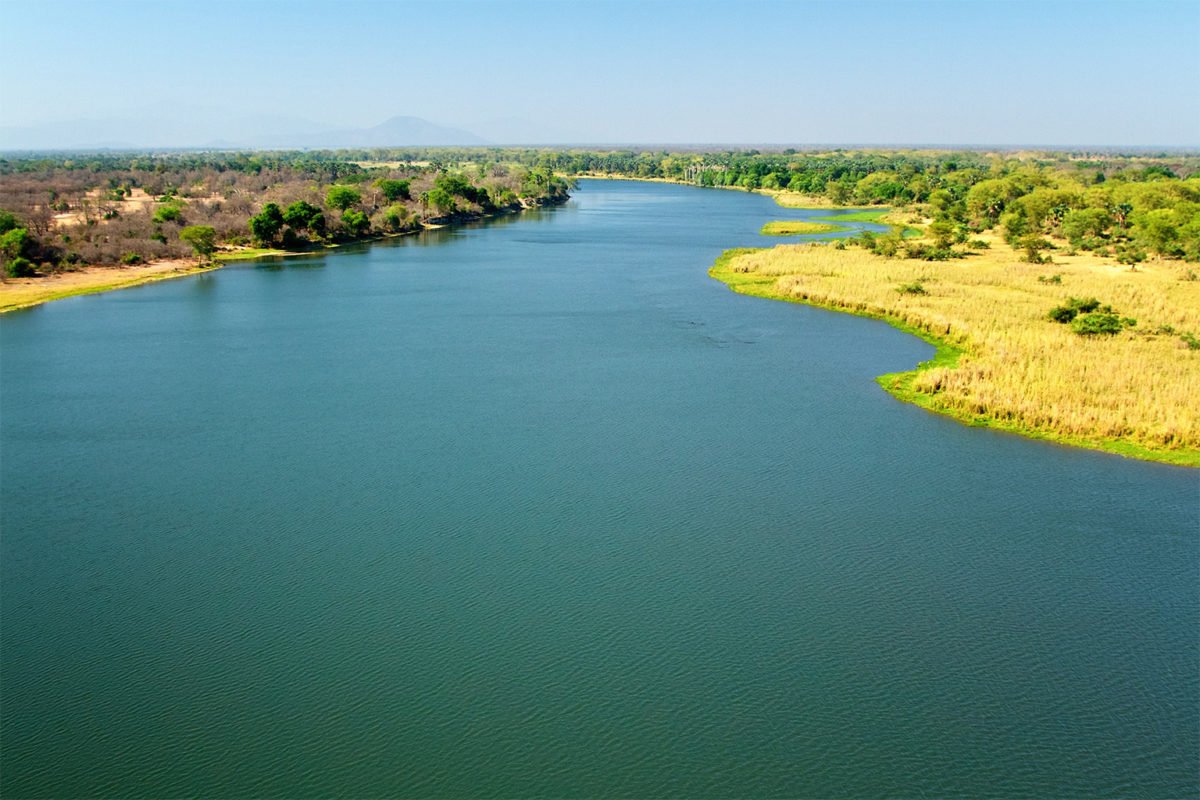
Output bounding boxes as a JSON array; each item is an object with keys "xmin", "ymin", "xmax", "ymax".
[
  {"xmin": 708, "ymin": 242, "xmax": 1200, "ymax": 467},
  {"xmin": 761, "ymin": 220, "xmax": 845, "ymax": 236},
  {"xmin": 812, "ymin": 209, "xmax": 891, "ymax": 223}
]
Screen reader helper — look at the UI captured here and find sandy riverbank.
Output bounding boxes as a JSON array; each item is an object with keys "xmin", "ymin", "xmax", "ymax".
[{"xmin": 0, "ymin": 259, "xmax": 220, "ymax": 313}]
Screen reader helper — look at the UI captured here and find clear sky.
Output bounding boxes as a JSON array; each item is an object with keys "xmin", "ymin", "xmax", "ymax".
[{"xmin": 1, "ymin": 0, "xmax": 1198, "ymax": 146}]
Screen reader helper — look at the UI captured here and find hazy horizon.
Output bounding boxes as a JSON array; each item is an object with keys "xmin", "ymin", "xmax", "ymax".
[{"xmin": 2, "ymin": 0, "xmax": 1198, "ymax": 148}]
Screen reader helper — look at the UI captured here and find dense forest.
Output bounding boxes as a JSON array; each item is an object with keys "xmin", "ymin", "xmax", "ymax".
[{"xmin": 1, "ymin": 147, "xmax": 1197, "ymax": 278}]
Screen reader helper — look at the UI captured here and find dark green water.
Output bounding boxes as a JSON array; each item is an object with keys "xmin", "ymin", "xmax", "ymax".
[{"xmin": 2, "ymin": 180, "xmax": 1197, "ymax": 798}]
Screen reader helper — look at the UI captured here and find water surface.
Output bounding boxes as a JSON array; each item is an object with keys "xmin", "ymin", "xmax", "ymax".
[{"xmin": 2, "ymin": 180, "xmax": 1197, "ymax": 798}]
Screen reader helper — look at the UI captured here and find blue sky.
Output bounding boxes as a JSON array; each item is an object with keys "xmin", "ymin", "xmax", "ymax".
[{"xmin": 1, "ymin": 0, "xmax": 1197, "ymax": 145}]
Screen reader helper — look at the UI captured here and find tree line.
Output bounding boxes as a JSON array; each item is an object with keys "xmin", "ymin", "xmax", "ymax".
[
  {"xmin": 1, "ymin": 145, "xmax": 1195, "ymax": 278},
  {"xmin": 0, "ymin": 152, "xmax": 570, "ymax": 276}
]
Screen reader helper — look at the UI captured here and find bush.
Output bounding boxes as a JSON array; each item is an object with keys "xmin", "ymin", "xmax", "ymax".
[
  {"xmin": 1048, "ymin": 297, "xmax": 1103, "ymax": 323},
  {"xmin": 152, "ymin": 204, "xmax": 183, "ymax": 224},
  {"xmin": 1070, "ymin": 312, "xmax": 1130, "ymax": 336},
  {"xmin": 1047, "ymin": 305, "xmax": 1077, "ymax": 323},
  {"xmin": 897, "ymin": 281, "xmax": 927, "ymax": 295},
  {"xmin": 903, "ymin": 243, "xmax": 961, "ymax": 261},
  {"xmin": 1021, "ymin": 235, "xmax": 1052, "ymax": 264},
  {"xmin": 121, "ymin": 252, "xmax": 143, "ymax": 265},
  {"xmin": 1115, "ymin": 242, "xmax": 1146, "ymax": 267},
  {"xmin": 5, "ymin": 256, "xmax": 35, "ymax": 277},
  {"xmin": 1037, "ymin": 273, "xmax": 1062, "ymax": 284},
  {"xmin": 1180, "ymin": 332, "xmax": 1200, "ymax": 350}
]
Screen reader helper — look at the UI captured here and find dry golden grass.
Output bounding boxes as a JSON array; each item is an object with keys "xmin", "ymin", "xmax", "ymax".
[{"xmin": 716, "ymin": 235, "xmax": 1200, "ymax": 462}]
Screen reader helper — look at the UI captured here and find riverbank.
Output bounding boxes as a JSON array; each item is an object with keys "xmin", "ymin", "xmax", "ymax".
[
  {"xmin": 0, "ymin": 259, "xmax": 222, "ymax": 313},
  {"xmin": 709, "ymin": 241, "xmax": 1200, "ymax": 467},
  {"xmin": 0, "ymin": 200, "xmax": 564, "ymax": 313}
]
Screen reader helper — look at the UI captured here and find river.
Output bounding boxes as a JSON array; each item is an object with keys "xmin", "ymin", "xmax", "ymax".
[{"xmin": 1, "ymin": 179, "xmax": 1196, "ymax": 798}]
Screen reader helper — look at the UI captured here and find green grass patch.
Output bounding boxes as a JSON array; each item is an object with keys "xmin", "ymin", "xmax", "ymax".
[
  {"xmin": 709, "ymin": 247, "xmax": 1198, "ymax": 468},
  {"xmin": 814, "ymin": 209, "xmax": 891, "ymax": 224},
  {"xmin": 760, "ymin": 220, "xmax": 846, "ymax": 236},
  {"xmin": 214, "ymin": 247, "xmax": 296, "ymax": 262}
]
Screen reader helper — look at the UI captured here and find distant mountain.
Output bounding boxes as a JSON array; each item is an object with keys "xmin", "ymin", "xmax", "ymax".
[{"xmin": 0, "ymin": 112, "xmax": 488, "ymax": 151}]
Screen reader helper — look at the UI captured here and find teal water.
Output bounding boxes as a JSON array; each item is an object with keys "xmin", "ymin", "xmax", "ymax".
[{"xmin": 1, "ymin": 180, "xmax": 1197, "ymax": 798}]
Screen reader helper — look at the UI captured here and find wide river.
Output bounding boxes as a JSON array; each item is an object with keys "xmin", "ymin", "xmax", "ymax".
[{"xmin": 2, "ymin": 180, "xmax": 1197, "ymax": 798}]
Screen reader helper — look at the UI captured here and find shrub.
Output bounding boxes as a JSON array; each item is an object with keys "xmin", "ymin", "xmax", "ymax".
[
  {"xmin": 1070, "ymin": 312, "xmax": 1130, "ymax": 336},
  {"xmin": 1048, "ymin": 305, "xmax": 1077, "ymax": 323},
  {"xmin": 1180, "ymin": 332, "xmax": 1200, "ymax": 350},
  {"xmin": 121, "ymin": 252, "xmax": 143, "ymax": 265},
  {"xmin": 1048, "ymin": 297, "xmax": 1103, "ymax": 323},
  {"xmin": 1021, "ymin": 235, "xmax": 1052, "ymax": 264},
  {"xmin": 1037, "ymin": 274, "xmax": 1062, "ymax": 284},
  {"xmin": 897, "ymin": 281, "xmax": 927, "ymax": 295},
  {"xmin": 903, "ymin": 243, "xmax": 961, "ymax": 261},
  {"xmin": 4, "ymin": 256, "xmax": 35, "ymax": 277},
  {"xmin": 1115, "ymin": 242, "xmax": 1146, "ymax": 267},
  {"xmin": 152, "ymin": 203, "xmax": 183, "ymax": 224}
]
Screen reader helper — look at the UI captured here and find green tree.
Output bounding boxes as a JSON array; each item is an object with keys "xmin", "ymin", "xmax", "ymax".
[
  {"xmin": 826, "ymin": 180, "xmax": 853, "ymax": 205},
  {"xmin": 1135, "ymin": 208, "xmax": 1181, "ymax": 257},
  {"xmin": 325, "ymin": 185, "xmax": 362, "ymax": 211},
  {"xmin": 179, "ymin": 225, "xmax": 217, "ymax": 259},
  {"xmin": 1060, "ymin": 208, "xmax": 1113, "ymax": 248},
  {"xmin": 376, "ymin": 179, "xmax": 411, "ymax": 202},
  {"xmin": 0, "ymin": 226, "xmax": 31, "ymax": 260},
  {"xmin": 928, "ymin": 219, "xmax": 956, "ymax": 250},
  {"xmin": 248, "ymin": 203, "xmax": 284, "ymax": 246},
  {"xmin": 152, "ymin": 202, "xmax": 184, "ymax": 224},
  {"xmin": 4, "ymin": 256, "xmax": 35, "ymax": 278},
  {"xmin": 382, "ymin": 204, "xmax": 410, "ymax": 231},
  {"xmin": 308, "ymin": 212, "xmax": 327, "ymax": 238},
  {"xmin": 426, "ymin": 187, "xmax": 456, "ymax": 215},
  {"xmin": 341, "ymin": 209, "xmax": 370, "ymax": 236},
  {"xmin": 283, "ymin": 201, "xmax": 322, "ymax": 231}
]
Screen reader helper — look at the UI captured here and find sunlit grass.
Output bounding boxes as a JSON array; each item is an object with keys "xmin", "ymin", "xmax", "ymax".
[
  {"xmin": 710, "ymin": 237, "xmax": 1200, "ymax": 466},
  {"xmin": 813, "ymin": 209, "xmax": 891, "ymax": 223},
  {"xmin": 760, "ymin": 220, "xmax": 845, "ymax": 236}
]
